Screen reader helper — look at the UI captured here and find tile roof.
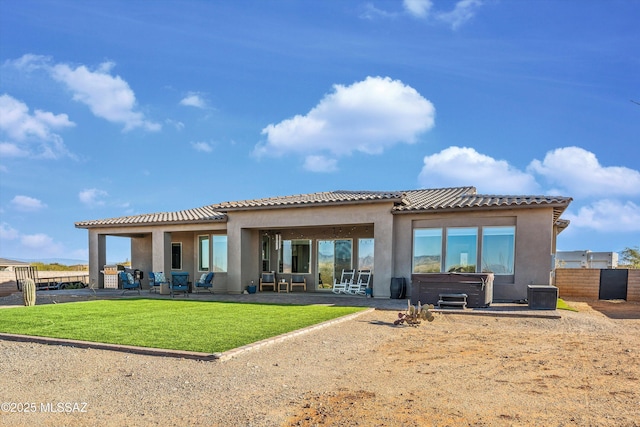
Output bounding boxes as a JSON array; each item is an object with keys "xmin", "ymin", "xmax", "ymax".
[
  {"xmin": 395, "ymin": 188, "xmax": 573, "ymax": 213},
  {"xmin": 210, "ymin": 190, "xmax": 404, "ymax": 210},
  {"xmin": 75, "ymin": 187, "xmax": 572, "ymax": 228},
  {"xmin": 75, "ymin": 206, "xmax": 226, "ymax": 228}
]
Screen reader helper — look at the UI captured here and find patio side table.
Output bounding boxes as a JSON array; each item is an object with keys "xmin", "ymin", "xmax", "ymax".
[{"xmin": 277, "ymin": 280, "xmax": 289, "ymax": 293}]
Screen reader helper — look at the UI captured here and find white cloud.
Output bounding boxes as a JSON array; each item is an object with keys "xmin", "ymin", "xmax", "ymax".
[
  {"xmin": 360, "ymin": 3, "xmax": 398, "ymax": 20},
  {"xmin": 79, "ymin": 188, "xmax": 108, "ymax": 207},
  {"xmin": 257, "ymin": 76, "xmax": 435, "ymax": 170},
  {"xmin": 179, "ymin": 92, "xmax": 207, "ymax": 108},
  {"xmin": 303, "ymin": 155, "xmax": 338, "ymax": 173},
  {"xmin": 436, "ymin": 0, "xmax": 483, "ymax": 30},
  {"xmin": 0, "ymin": 142, "xmax": 29, "ymax": 157},
  {"xmin": 527, "ymin": 146, "xmax": 640, "ymax": 198},
  {"xmin": 419, "ymin": 146, "xmax": 539, "ymax": 193},
  {"xmin": 50, "ymin": 61, "xmax": 160, "ymax": 132},
  {"xmin": 0, "ymin": 94, "xmax": 75, "ymax": 158},
  {"xmin": 0, "ymin": 222, "xmax": 64, "ymax": 257},
  {"xmin": 11, "ymin": 195, "xmax": 47, "ymax": 212},
  {"xmin": 165, "ymin": 119, "xmax": 185, "ymax": 130},
  {"xmin": 403, "ymin": 0, "xmax": 433, "ymax": 18},
  {"xmin": 4, "ymin": 53, "xmax": 51, "ymax": 71},
  {"xmin": 0, "ymin": 222, "xmax": 19, "ymax": 240},
  {"xmin": 191, "ymin": 141, "xmax": 213, "ymax": 152},
  {"xmin": 368, "ymin": 0, "xmax": 482, "ymax": 28},
  {"xmin": 20, "ymin": 232, "xmax": 64, "ymax": 255},
  {"xmin": 564, "ymin": 200, "xmax": 640, "ymax": 232}
]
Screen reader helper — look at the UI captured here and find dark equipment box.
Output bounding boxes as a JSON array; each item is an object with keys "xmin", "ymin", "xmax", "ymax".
[{"xmin": 527, "ymin": 285, "xmax": 558, "ymax": 310}]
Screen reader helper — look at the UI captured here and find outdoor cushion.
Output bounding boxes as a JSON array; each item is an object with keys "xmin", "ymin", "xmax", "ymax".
[{"xmin": 155, "ymin": 272, "xmax": 166, "ymax": 283}]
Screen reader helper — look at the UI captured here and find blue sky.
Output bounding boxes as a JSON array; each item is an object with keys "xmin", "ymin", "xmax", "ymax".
[{"xmin": 1, "ymin": 0, "xmax": 639, "ymax": 263}]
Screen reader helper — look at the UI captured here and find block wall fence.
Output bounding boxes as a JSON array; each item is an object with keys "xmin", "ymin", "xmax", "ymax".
[{"xmin": 554, "ymin": 268, "xmax": 640, "ymax": 302}]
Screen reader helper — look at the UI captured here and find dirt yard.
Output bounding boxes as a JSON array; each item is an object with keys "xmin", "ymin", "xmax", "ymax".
[{"xmin": 0, "ymin": 283, "xmax": 638, "ymax": 426}]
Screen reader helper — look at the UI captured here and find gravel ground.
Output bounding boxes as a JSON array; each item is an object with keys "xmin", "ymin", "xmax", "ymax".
[{"xmin": 1, "ymin": 295, "xmax": 639, "ymax": 426}]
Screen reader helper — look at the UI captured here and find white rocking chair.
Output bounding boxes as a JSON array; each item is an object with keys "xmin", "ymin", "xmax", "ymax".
[
  {"xmin": 347, "ymin": 270, "xmax": 371, "ymax": 296},
  {"xmin": 332, "ymin": 269, "xmax": 355, "ymax": 294}
]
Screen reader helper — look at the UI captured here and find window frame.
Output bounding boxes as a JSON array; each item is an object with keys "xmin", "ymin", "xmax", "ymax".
[
  {"xmin": 197, "ymin": 235, "xmax": 210, "ymax": 272},
  {"xmin": 171, "ymin": 242, "xmax": 182, "ymax": 270},
  {"xmin": 212, "ymin": 235, "xmax": 228, "ymax": 273},
  {"xmin": 412, "ymin": 228, "xmax": 443, "ymax": 273},
  {"xmin": 481, "ymin": 225, "xmax": 516, "ymax": 276},
  {"xmin": 278, "ymin": 239, "xmax": 312, "ymax": 274},
  {"xmin": 445, "ymin": 227, "xmax": 478, "ymax": 273}
]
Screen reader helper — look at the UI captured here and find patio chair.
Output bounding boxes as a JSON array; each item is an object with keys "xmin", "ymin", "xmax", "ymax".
[
  {"xmin": 290, "ymin": 274, "xmax": 307, "ymax": 292},
  {"xmin": 332, "ymin": 269, "xmax": 355, "ymax": 294},
  {"xmin": 194, "ymin": 272, "xmax": 214, "ymax": 293},
  {"xmin": 259, "ymin": 271, "xmax": 276, "ymax": 292},
  {"xmin": 170, "ymin": 272, "xmax": 190, "ymax": 297},
  {"xmin": 148, "ymin": 272, "xmax": 168, "ymax": 293},
  {"xmin": 347, "ymin": 270, "xmax": 371, "ymax": 296},
  {"xmin": 118, "ymin": 271, "xmax": 141, "ymax": 295}
]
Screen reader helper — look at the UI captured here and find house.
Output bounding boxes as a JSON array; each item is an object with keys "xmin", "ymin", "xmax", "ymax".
[
  {"xmin": 556, "ymin": 250, "xmax": 618, "ymax": 269},
  {"xmin": 75, "ymin": 187, "xmax": 572, "ymax": 302},
  {"xmin": 0, "ymin": 258, "xmax": 30, "ymax": 272}
]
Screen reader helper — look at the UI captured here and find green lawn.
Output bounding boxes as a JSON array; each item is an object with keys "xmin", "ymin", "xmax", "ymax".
[{"xmin": 0, "ymin": 299, "xmax": 365, "ymax": 353}]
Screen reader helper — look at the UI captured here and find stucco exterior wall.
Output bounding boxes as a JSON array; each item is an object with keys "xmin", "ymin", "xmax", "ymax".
[
  {"xmin": 81, "ymin": 201, "xmax": 561, "ymax": 301},
  {"xmin": 224, "ymin": 202, "xmax": 395, "ymax": 296},
  {"xmin": 393, "ymin": 207, "xmax": 556, "ymax": 302}
]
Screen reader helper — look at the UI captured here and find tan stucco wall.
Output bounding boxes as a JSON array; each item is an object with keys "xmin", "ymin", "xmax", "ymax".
[
  {"xmin": 82, "ymin": 204, "xmax": 559, "ymax": 301},
  {"xmin": 86, "ymin": 222, "xmax": 226, "ymax": 289},
  {"xmin": 225, "ymin": 202, "xmax": 395, "ymax": 296},
  {"xmin": 393, "ymin": 207, "xmax": 556, "ymax": 301}
]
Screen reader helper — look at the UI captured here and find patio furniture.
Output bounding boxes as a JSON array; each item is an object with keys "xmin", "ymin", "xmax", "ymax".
[
  {"xmin": 259, "ymin": 272, "xmax": 276, "ymax": 292},
  {"xmin": 347, "ymin": 270, "xmax": 371, "ymax": 296},
  {"xmin": 332, "ymin": 269, "xmax": 355, "ymax": 294},
  {"xmin": 290, "ymin": 274, "xmax": 307, "ymax": 292},
  {"xmin": 118, "ymin": 271, "xmax": 141, "ymax": 295},
  {"xmin": 194, "ymin": 272, "xmax": 215, "ymax": 293},
  {"xmin": 277, "ymin": 279, "xmax": 289, "ymax": 293},
  {"xmin": 149, "ymin": 272, "xmax": 168, "ymax": 293},
  {"xmin": 170, "ymin": 272, "xmax": 190, "ymax": 297}
]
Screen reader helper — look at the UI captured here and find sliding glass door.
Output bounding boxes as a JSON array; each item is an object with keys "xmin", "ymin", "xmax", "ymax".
[{"xmin": 317, "ymin": 239, "xmax": 352, "ymax": 290}]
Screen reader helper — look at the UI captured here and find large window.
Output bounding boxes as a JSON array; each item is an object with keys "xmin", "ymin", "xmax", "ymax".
[
  {"xmin": 413, "ymin": 228, "xmax": 442, "ymax": 273},
  {"xmin": 261, "ymin": 235, "xmax": 270, "ymax": 272},
  {"xmin": 317, "ymin": 239, "xmax": 352, "ymax": 289},
  {"xmin": 482, "ymin": 226, "xmax": 515, "ymax": 275},
  {"xmin": 446, "ymin": 227, "xmax": 478, "ymax": 272},
  {"xmin": 171, "ymin": 243, "xmax": 182, "ymax": 270},
  {"xmin": 279, "ymin": 239, "xmax": 311, "ymax": 274},
  {"xmin": 198, "ymin": 235, "xmax": 209, "ymax": 271},
  {"xmin": 212, "ymin": 235, "xmax": 227, "ymax": 272},
  {"xmin": 358, "ymin": 238, "xmax": 374, "ymax": 272}
]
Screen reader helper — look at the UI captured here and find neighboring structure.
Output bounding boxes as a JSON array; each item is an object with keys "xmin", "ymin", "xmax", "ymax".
[
  {"xmin": 75, "ymin": 187, "xmax": 572, "ymax": 302},
  {"xmin": 0, "ymin": 258, "xmax": 30, "ymax": 272},
  {"xmin": 556, "ymin": 251, "xmax": 619, "ymax": 269}
]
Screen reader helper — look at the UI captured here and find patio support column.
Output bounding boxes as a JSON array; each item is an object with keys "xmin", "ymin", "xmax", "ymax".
[
  {"xmin": 372, "ymin": 216, "xmax": 394, "ymax": 298},
  {"xmin": 227, "ymin": 222, "xmax": 242, "ymax": 294},
  {"xmin": 227, "ymin": 225, "xmax": 259, "ymax": 294},
  {"xmin": 88, "ymin": 231, "xmax": 106, "ymax": 289},
  {"xmin": 152, "ymin": 230, "xmax": 171, "ymax": 275}
]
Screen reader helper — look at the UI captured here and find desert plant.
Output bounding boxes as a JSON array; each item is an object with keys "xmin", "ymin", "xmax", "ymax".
[
  {"xmin": 22, "ymin": 278, "xmax": 36, "ymax": 306},
  {"xmin": 394, "ymin": 300, "xmax": 434, "ymax": 327}
]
